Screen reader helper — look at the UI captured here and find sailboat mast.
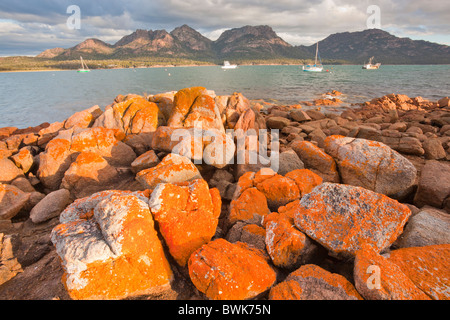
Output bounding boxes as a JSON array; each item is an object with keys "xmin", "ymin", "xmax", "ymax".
[{"xmin": 315, "ymin": 42, "xmax": 318, "ymax": 65}]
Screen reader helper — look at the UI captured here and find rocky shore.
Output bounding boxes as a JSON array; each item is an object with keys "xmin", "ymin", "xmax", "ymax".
[{"xmin": 0, "ymin": 87, "xmax": 449, "ymax": 300}]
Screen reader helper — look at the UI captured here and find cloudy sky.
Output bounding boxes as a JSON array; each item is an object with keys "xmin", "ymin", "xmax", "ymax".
[{"xmin": 1, "ymin": 0, "xmax": 449, "ymax": 56}]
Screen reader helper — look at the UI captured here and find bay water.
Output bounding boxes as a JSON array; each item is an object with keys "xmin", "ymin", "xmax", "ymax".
[{"xmin": 0, "ymin": 64, "xmax": 449, "ymax": 129}]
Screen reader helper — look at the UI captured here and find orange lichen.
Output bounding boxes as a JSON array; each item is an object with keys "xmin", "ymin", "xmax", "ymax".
[
  {"xmin": 386, "ymin": 244, "xmax": 450, "ymax": 300},
  {"xmin": 229, "ymin": 187, "xmax": 270, "ymax": 226},
  {"xmin": 354, "ymin": 244, "xmax": 430, "ymax": 300},
  {"xmin": 188, "ymin": 239, "xmax": 277, "ymax": 300},
  {"xmin": 52, "ymin": 194, "xmax": 173, "ymax": 300},
  {"xmin": 167, "ymin": 87, "xmax": 207, "ymax": 127},
  {"xmin": 269, "ymin": 280, "xmax": 304, "ymax": 300},
  {"xmin": 149, "ymin": 179, "xmax": 219, "ymax": 267},
  {"xmin": 285, "ymin": 169, "xmax": 323, "ymax": 197},
  {"xmin": 255, "ymin": 174, "xmax": 300, "ymax": 211}
]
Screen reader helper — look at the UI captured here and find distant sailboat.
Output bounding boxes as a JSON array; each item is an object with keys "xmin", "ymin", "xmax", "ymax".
[
  {"xmin": 77, "ymin": 56, "xmax": 90, "ymax": 72},
  {"xmin": 362, "ymin": 56, "xmax": 381, "ymax": 69},
  {"xmin": 221, "ymin": 61, "xmax": 238, "ymax": 69},
  {"xmin": 303, "ymin": 42, "xmax": 323, "ymax": 72}
]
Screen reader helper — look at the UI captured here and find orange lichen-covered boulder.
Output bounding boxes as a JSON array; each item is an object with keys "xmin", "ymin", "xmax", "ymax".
[
  {"xmin": 269, "ymin": 264, "xmax": 362, "ymax": 300},
  {"xmin": 60, "ymin": 152, "xmax": 119, "ymax": 199},
  {"xmin": 51, "ymin": 192, "xmax": 173, "ymax": 300},
  {"xmin": 228, "ymin": 187, "xmax": 271, "ymax": 226},
  {"xmin": 264, "ymin": 212, "xmax": 321, "ymax": 269},
  {"xmin": 285, "ymin": 169, "xmax": 323, "ymax": 197},
  {"xmin": 188, "ymin": 239, "xmax": 277, "ymax": 300},
  {"xmin": 136, "ymin": 153, "xmax": 202, "ymax": 189},
  {"xmin": 354, "ymin": 244, "xmax": 430, "ymax": 300},
  {"xmin": 292, "ymin": 183, "xmax": 411, "ymax": 259},
  {"xmin": 167, "ymin": 86, "xmax": 208, "ymax": 128},
  {"xmin": 93, "ymin": 96, "xmax": 161, "ymax": 134},
  {"xmin": 255, "ymin": 174, "xmax": 300, "ymax": 211},
  {"xmin": 37, "ymin": 127, "xmax": 136, "ymax": 190},
  {"xmin": 184, "ymin": 94, "xmax": 224, "ymax": 132},
  {"xmin": 386, "ymin": 244, "xmax": 450, "ymax": 300},
  {"xmin": 0, "ymin": 183, "xmax": 30, "ymax": 220},
  {"xmin": 148, "ymin": 179, "xmax": 221, "ymax": 266},
  {"xmin": 324, "ymin": 135, "xmax": 417, "ymax": 196},
  {"xmin": 290, "ymin": 140, "xmax": 340, "ymax": 183}
]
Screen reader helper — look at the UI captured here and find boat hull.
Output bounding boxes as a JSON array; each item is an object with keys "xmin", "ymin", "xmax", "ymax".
[{"xmin": 302, "ymin": 65, "xmax": 323, "ymax": 72}]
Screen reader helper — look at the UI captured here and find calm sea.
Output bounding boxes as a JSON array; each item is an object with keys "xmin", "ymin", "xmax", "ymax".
[{"xmin": 0, "ymin": 65, "xmax": 449, "ymax": 129}]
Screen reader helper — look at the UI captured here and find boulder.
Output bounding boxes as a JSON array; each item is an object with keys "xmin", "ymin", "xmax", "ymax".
[
  {"xmin": 422, "ymin": 138, "xmax": 446, "ymax": 160},
  {"xmin": 284, "ymin": 169, "xmax": 323, "ymax": 198},
  {"xmin": 292, "ymin": 183, "xmax": 411, "ymax": 258},
  {"xmin": 266, "ymin": 116, "xmax": 291, "ymax": 129},
  {"xmin": 414, "ymin": 160, "xmax": 450, "ymax": 211},
  {"xmin": 290, "ymin": 140, "xmax": 340, "ymax": 183},
  {"xmin": 167, "ymin": 86, "xmax": 208, "ymax": 128},
  {"xmin": 0, "ymin": 183, "xmax": 30, "ymax": 220},
  {"xmin": 136, "ymin": 153, "xmax": 202, "ymax": 189},
  {"xmin": 354, "ymin": 244, "xmax": 430, "ymax": 300},
  {"xmin": 229, "ymin": 187, "xmax": 270, "ymax": 227},
  {"xmin": 324, "ymin": 135, "xmax": 417, "ymax": 196},
  {"xmin": 269, "ymin": 264, "xmax": 362, "ymax": 300},
  {"xmin": 64, "ymin": 105, "xmax": 102, "ymax": 130},
  {"xmin": 225, "ymin": 222, "xmax": 266, "ymax": 251},
  {"xmin": 264, "ymin": 212, "xmax": 322, "ymax": 269},
  {"xmin": 29, "ymin": 189, "xmax": 72, "ymax": 224},
  {"xmin": 277, "ymin": 149, "xmax": 304, "ymax": 176},
  {"xmin": 60, "ymin": 152, "xmax": 120, "ymax": 199},
  {"xmin": 395, "ymin": 208, "xmax": 450, "ymax": 248},
  {"xmin": 0, "ymin": 233, "xmax": 23, "ymax": 286},
  {"xmin": 37, "ymin": 128, "xmax": 136, "ymax": 191},
  {"xmin": 290, "ymin": 110, "xmax": 312, "ymax": 122},
  {"xmin": 148, "ymin": 179, "xmax": 221, "ymax": 266},
  {"xmin": 188, "ymin": 238, "xmax": 277, "ymax": 300},
  {"xmin": 254, "ymin": 173, "xmax": 300, "ymax": 211},
  {"xmin": 130, "ymin": 150, "xmax": 160, "ymax": 174},
  {"xmin": 10, "ymin": 148, "xmax": 34, "ymax": 173},
  {"xmin": 183, "ymin": 94, "xmax": 224, "ymax": 132},
  {"xmin": 93, "ymin": 96, "xmax": 161, "ymax": 134},
  {"xmin": 385, "ymin": 244, "xmax": 450, "ymax": 300},
  {"xmin": 0, "ymin": 158, "xmax": 24, "ymax": 184},
  {"xmin": 51, "ymin": 192, "xmax": 173, "ymax": 300}
]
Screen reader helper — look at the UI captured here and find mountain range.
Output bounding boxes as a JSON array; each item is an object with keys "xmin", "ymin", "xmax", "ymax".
[{"xmin": 37, "ymin": 25, "xmax": 450, "ymax": 64}]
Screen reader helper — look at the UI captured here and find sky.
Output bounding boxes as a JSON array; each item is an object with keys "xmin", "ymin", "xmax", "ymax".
[{"xmin": 0, "ymin": 0, "xmax": 449, "ymax": 56}]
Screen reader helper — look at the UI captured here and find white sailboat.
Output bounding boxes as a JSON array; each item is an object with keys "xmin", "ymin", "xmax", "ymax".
[
  {"xmin": 303, "ymin": 42, "xmax": 323, "ymax": 72},
  {"xmin": 77, "ymin": 56, "xmax": 90, "ymax": 72},
  {"xmin": 362, "ymin": 56, "xmax": 381, "ymax": 69},
  {"xmin": 221, "ymin": 61, "xmax": 237, "ymax": 69}
]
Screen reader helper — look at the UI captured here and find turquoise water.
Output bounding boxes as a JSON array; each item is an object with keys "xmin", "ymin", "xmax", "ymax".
[{"xmin": 0, "ymin": 65, "xmax": 449, "ymax": 128}]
